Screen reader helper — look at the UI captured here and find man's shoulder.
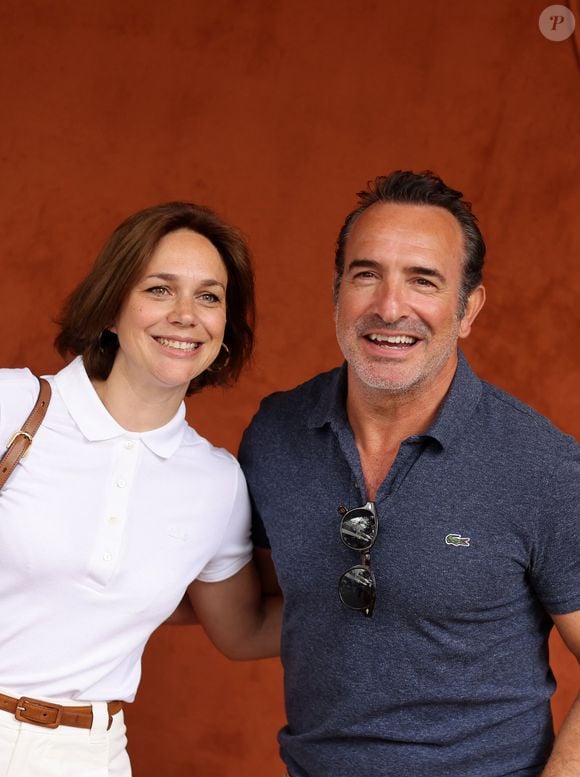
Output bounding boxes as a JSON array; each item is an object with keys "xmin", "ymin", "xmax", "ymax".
[
  {"xmin": 239, "ymin": 367, "xmax": 342, "ymax": 465},
  {"xmin": 251, "ymin": 367, "xmax": 341, "ymax": 423},
  {"xmin": 240, "ymin": 369, "xmax": 342, "ymax": 491},
  {"xmin": 478, "ymin": 379, "xmax": 578, "ymax": 456}
]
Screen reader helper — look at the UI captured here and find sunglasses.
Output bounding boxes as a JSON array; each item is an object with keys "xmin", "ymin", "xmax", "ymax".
[{"xmin": 338, "ymin": 501, "xmax": 378, "ymax": 617}]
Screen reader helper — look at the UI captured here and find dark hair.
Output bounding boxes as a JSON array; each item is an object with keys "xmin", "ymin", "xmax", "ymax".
[
  {"xmin": 55, "ymin": 202, "xmax": 254, "ymax": 395},
  {"xmin": 334, "ymin": 170, "xmax": 485, "ymax": 314}
]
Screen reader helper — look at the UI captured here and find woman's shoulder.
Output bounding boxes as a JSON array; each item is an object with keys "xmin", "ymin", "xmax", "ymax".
[
  {"xmin": 0, "ymin": 367, "xmax": 42, "ymax": 407},
  {"xmin": 0, "ymin": 368, "xmax": 46, "ymax": 435},
  {"xmin": 0, "ymin": 366, "xmax": 38, "ymax": 388},
  {"xmin": 181, "ymin": 425, "xmax": 242, "ymax": 470}
]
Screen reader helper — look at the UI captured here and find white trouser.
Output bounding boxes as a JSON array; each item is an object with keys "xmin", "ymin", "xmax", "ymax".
[{"xmin": 0, "ymin": 696, "xmax": 130, "ymax": 777}]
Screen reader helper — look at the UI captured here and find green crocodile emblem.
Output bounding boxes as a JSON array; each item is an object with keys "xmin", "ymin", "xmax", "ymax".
[{"xmin": 445, "ymin": 533, "xmax": 471, "ymax": 547}]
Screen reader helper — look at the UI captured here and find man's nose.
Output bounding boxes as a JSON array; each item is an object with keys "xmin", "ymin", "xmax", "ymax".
[{"xmin": 373, "ymin": 280, "xmax": 409, "ymax": 323}]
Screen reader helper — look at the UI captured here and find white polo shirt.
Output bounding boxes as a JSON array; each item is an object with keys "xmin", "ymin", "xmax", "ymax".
[{"xmin": 0, "ymin": 357, "xmax": 252, "ymax": 702}]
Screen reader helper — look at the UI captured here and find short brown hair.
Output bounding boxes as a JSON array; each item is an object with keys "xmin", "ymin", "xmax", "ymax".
[{"xmin": 55, "ymin": 202, "xmax": 254, "ymax": 394}]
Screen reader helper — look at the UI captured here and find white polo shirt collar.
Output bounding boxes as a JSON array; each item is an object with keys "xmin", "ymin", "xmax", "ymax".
[{"xmin": 53, "ymin": 356, "xmax": 187, "ymax": 459}]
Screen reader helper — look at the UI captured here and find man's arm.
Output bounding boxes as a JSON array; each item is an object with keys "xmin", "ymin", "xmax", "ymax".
[
  {"xmin": 253, "ymin": 547, "xmax": 282, "ymax": 595},
  {"xmin": 186, "ymin": 556, "xmax": 282, "ymax": 660},
  {"xmin": 541, "ymin": 611, "xmax": 580, "ymax": 777}
]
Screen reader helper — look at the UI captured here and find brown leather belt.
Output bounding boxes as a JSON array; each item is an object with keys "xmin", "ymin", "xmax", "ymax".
[{"xmin": 0, "ymin": 693, "xmax": 122, "ymax": 730}]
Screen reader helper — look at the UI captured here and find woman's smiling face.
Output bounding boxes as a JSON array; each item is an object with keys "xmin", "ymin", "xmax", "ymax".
[{"xmin": 111, "ymin": 228, "xmax": 228, "ymax": 397}]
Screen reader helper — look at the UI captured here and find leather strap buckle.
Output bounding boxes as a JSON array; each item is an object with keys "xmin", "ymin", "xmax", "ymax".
[
  {"xmin": 6, "ymin": 431, "xmax": 33, "ymax": 457},
  {"xmin": 15, "ymin": 697, "xmax": 63, "ymax": 728}
]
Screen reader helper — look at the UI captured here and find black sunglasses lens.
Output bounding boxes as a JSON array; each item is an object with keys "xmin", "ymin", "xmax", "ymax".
[
  {"xmin": 338, "ymin": 566, "xmax": 376, "ymax": 611},
  {"xmin": 340, "ymin": 508, "xmax": 377, "ymax": 550}
]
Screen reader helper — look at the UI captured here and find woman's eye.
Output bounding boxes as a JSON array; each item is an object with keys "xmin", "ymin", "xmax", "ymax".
[
  {"xmin": 146, "ymin": 286, "xmax": 170, "ymax": 296},
  {"xmin": 199, "ymin": 292, "xmax": 221, "ymax": 303}
]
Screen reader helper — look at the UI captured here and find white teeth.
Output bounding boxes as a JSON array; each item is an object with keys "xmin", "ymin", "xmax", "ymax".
[
  {"xmin": 368, "ymin": 334, "xmax": 416, "ymax": 344},
  {"xmin": 156, "ymin": 338, "xmax": 199, "ymax": 352}
]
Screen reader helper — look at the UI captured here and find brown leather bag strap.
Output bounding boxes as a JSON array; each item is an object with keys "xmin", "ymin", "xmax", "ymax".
[{"xmin": 0, "ymin": 377, "xmax": 51, "ymax": 491}]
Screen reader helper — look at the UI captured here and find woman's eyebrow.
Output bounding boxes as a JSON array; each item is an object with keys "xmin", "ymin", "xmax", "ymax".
[{"xmin": 143, "ymin": 272, "xmax": 226, "ymax": 290}]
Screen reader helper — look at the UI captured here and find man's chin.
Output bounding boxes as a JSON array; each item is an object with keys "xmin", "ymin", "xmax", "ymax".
[
  {"xmin": 347, "ymin": 347, "xmax": 459, "ymax": 398},
  {"xmin": 349, "ymin": 364, "xmax": 423, "ymax": 395}
]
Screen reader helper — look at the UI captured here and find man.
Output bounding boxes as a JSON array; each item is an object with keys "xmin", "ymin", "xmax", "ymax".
[{"xmin": 239, "ymin": 171, "xmax": 580, "ymax": 777}]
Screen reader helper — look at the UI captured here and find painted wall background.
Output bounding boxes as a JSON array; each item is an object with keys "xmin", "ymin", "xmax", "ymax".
[{"xmin": 0, "ymin": 1, "xmax": 578, "ymax": 774}]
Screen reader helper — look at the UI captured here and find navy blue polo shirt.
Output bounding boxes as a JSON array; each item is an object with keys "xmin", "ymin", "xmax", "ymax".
[{"xmin": 239, "ymin": 352, "xmax": 580, "ymax": 777}]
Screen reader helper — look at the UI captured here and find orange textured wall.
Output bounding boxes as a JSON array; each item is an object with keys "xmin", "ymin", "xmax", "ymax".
[{"xmin": 0, "ymin": 1, "xmax": 578, "ymax": 774}]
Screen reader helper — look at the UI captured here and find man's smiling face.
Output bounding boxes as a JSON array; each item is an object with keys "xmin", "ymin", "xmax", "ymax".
[{"xmin": 335, "ymin": 202, "xmax": 483, "ymax": 398}]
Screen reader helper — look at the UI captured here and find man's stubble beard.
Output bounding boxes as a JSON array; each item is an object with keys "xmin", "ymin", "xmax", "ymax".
[{"xmin": 335, "ymin": 310, "xmax": 463, "ymax": 396}]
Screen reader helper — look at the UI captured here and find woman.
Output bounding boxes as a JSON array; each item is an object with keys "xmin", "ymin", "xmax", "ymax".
[{"xmin": 0, "ymin": 202, "xmax": 281, "ymax": 777}]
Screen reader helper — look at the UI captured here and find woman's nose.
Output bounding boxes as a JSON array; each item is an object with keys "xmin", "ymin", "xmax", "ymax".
[{"xmin": 169, "ymin": 297, "xmax": 197, "ymax": 326}]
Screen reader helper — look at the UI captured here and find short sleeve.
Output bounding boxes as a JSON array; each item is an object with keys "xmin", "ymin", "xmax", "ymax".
[
  {"xmin": 196, "ymin": 463, "xmax": 253, "ymax": 582},
  {"xmin": 530, "ymin": 443, "xmax": 580, "ymax": 614}
]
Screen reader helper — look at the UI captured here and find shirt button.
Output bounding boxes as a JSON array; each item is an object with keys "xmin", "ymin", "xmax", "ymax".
[
  {"xmin": 103, "ymin": 552, "xmax": 113, "ymax": 562},
  {"xmin": 124, "ymin": 441, "xmax": 135, "ymax": 450},
  {"xmin": 116, "ymin": 478, "xmax": 127, "ymax": 488}
]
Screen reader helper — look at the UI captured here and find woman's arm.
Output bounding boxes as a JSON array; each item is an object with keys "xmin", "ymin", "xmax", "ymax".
[
  {"xmin": 164, "ymin": 593, "xmax": 199, "ymax": 625},
  {"xmin": 186, "ymin": 558, "xmax": 282, "ymax": 660}
]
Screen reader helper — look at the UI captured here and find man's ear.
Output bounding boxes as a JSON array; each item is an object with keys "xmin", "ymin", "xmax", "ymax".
[
  {"xmin": 332, "ymin": 272, "xmax": 341, "ymax": 304},
  {"xmin": 458, "ymin": 285, "xmax": 486, "ymax": 339}
]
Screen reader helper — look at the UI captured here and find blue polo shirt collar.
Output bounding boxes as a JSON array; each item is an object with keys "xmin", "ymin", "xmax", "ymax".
[
  {"xmin": 427, "ymin": 350, "xmax": 482, "ymax": 448},
  {"xmin": 307, "ymin": 350, "xmax": 482, "ymax": 449},
  {"xmin": 53, "ymin": 356, "xmax": 187, "ymax": 458},
  {"xmin": 307, "ymin": 364, "xmax": 348, "ymax": 431}
]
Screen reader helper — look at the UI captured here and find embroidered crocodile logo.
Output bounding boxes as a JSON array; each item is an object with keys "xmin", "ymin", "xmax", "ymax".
[{"xmin": 445, "ymin": 533, "xmax": 471, "ymax": 547}]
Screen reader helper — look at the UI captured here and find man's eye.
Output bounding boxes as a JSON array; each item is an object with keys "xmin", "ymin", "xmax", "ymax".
[{"xmin": 414, "ymin": 278, "xmax": 437, "ymax": 288}]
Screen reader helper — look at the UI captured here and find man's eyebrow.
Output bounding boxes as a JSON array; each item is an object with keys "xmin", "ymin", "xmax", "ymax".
[
  {"xmin": 143, "ymin": 272, "xmax": 225, "ymax": 289},
  {"xmin": 346, "ymin": 260, "xmax": 447, "ymax": 285},
  {"xmin": 406, "ymin": 266, "xmax": 447, "ymax": 285},
  {"xmin": 345, "ymin": 259, "xmax": 382, "ymax": 273}
]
